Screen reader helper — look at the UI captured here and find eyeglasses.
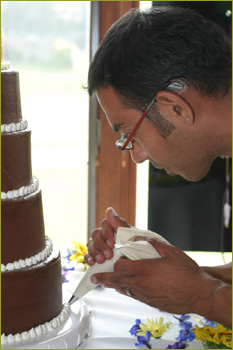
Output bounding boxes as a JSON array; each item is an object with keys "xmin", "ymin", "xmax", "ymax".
[
  {"xmin": 115, "ymin": 82, "xmax": 184, "ymax": 151},
  {"xmin": 115, "ymin": 96, "xmax": 157, "ymax": 151}
]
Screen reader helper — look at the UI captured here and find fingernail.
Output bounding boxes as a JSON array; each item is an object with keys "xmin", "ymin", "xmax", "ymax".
[
  {"xmin": 96, "ymin": 255, "xmax": 103, "ymax": 263},
  {"xmin": 103, "ymin": 250, "xmax": 111, "ymax": 259},
  {"xmin": 107, "ymin": 240, "xmax": 114, "ymax": 248},
  {"xmin": 87, "ymin": 257, "xmax": 94, "ymax": 265},
  {"xmin": 111, "ymin": 208, "xmax": 117, "ymax": 216},
  {"xmin": 91, "ymin": 276, "xmax": 98, "ymax": 284}
]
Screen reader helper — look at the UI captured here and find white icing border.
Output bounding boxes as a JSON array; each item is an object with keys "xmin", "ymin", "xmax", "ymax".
[
  {"xmin": 1, "ymin": 120, "xmax": 28, "ymax": 133},
  {"xmin": 1, "ymin": 177, "xmax": 39, "ymax": 200},
  {"xmin": 1, "ymin": 237, "xmax": 53, "ymax": 272},
  {"xmin": 1, "ymin": 303, "xmax": 71, "ymax": 345},
  {"xmin": 1, "ymin": 61, "xmax": 11, "ymax": 70}
]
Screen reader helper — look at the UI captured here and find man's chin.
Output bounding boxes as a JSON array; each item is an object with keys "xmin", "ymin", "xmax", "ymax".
[
  {"xmin": 165, "ymin": 167, "xmax": 204, "ymax": 182},
  {"xmin": 165, "ymin": 167, "xmax": 177, "ymax": 176}
]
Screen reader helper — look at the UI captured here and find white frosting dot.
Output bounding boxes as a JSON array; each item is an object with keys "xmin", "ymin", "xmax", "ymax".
[
  {"xmin": 7, "ymin": 334, "xmax": 15, "ymax": 343},
  {"xmin": 25, "ymin": 257, "xmax": 32, "ymax": 266},
  {"xmin": 51, "ymin": 318, "xmax": 58, "ymax": 328},
  {"xmin": 19, "ymin": 259, "xmax": 26, "ymax": 268},
  {"xmin": 1, "ymin": 334, "xmax": 7, "ymax": 345},
  {"xmin": 6, "ymin": 263, "xmax": 14, "ymax": 271},
  {"xmin": 21, "ymin": 331, "xmax": 30, "ymax": 340},
  {"xmin": 13, "ymin": 261, "xmax": 21, "ymax": 270},
  {"xmin": 19, "ymin": 187, "xmax": 24, "ymax": 196},
  {"xmin": 41, "ymin": 324, "xmax": 47, "ymax": 334},
  {"xmin": 14, "ymin": 333, "xmax": 23, "ymax": 342},
  {"xmin": 35, "ymin": 325, "xmax": 42, "ymax": 336},
  {"xmin": 1, "ymin": 192, "xmax": 7, "ymax": 200},
  {"xmin": 7, "ymin": 191, "xmax": 14, "ymax": 199},
  {"xmin": 13, "ymin": 189, "xmax": 19, "ymax": 198},
  {"xmin": 29, "ymin": 328, "xmax": 36, "ymax": 338},
  {"xmin": 32, "ymin": 256, "xmax": 37, "ymax": 264}
]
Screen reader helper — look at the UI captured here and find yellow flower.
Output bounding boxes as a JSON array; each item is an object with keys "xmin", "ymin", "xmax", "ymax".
[
  {"xmin": 137, "ymin": 317, "xmax": 172, "ymax": 338},
  {"xmin": 222, "ymin": 335, "xmax": 232, "ymax": 348},
  {"xmin": 69, "ymin": 241, "xmax": 88, "ymax": 264},
  {"xmin": 193, "ymin": 325, "xmax": 220, "ymax": 344},
  {"xmin": 193, "ymin": 325, "xmax": 232, "ymax": 347}
]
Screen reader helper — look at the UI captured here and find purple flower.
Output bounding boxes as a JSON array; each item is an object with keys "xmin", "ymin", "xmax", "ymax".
[
  {"xmin": 62, "ymin": 265, "xmax": 75, "ymax": 272},
  {"xmin": 130, "ymin": 319, "xmax": 141, "ymax": 336},
  {"xmin": 135, "ymin": 331, "xmax": 152, "ymax": 349},
  {"xmin": 173, "ymin": 315, "xmax": 190, "ymax": 327},
  {"xmin": 62, "ymin": 270, "xmax": 69, "ymax": 283},
  {"xmin": 166, "ymin": 341, "xmax": 186, "ymax": 349},
  {"xmin": 61, "ymin": 261, "xmax": 75, "ymax": 283},
  {"xmin": 176, "ymin": 327, "xmax": 195, "ymax": 342}
]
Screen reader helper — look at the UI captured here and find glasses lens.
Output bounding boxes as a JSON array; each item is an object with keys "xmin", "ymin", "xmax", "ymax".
[{"xmin": 115, "ymin": 136, "xmax": 133, "ymax": 150}]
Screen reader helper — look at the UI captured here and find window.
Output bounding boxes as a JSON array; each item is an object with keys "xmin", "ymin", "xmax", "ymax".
[{"xmin": 2, "ymin": 1, "xmax": 90, "ymax": 248}]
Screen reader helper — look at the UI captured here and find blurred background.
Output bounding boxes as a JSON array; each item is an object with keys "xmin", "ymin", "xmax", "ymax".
[{"xmin": 2, "ymin": 1, "xmax": 90, "ymax": 248}]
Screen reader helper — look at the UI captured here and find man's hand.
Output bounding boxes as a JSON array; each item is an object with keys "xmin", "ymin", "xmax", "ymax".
[
  {"xmin": 84, "ymin": 207, "xmax": 130, "ymax": 266},
  {"xmin": 90, "ymin": 238, "xmax": 206, "ymax": 313},
  {"xmin": 89, "ymin": 237, "xmax": 232, "ymax": 328}
]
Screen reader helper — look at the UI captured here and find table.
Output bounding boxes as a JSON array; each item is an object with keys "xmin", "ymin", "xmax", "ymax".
[{"xmin": 63, "ymin": 251, "xmax": 231, "ymax": 349}]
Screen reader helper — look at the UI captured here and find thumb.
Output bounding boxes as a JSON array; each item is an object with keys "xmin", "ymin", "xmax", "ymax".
[{"xmin": 105, "ymin": 207, "xmax": 131, "ymax": 233}]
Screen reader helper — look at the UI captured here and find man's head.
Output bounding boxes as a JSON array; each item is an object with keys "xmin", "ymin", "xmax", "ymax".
[
  {"xmin": 88, "ymin": 6, "xmax": 231, "ymax": 105},
  {"xmin": 88, "ymin": 6, "xmax": 232, "ymax": 181}
]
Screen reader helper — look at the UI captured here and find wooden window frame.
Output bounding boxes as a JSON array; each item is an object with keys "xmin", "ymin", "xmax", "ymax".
[{"xmin": 88, "ymin": 1, "xmax": 139, "ymax": 233}]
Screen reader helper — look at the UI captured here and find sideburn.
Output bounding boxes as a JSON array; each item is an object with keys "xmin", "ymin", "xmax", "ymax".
[{"xmin": 147, "ymin": 105, "xmax": 175, "ymax": 139}]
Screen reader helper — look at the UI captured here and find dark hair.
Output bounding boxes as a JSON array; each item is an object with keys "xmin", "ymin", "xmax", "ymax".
[{"xmin": 88, "ymin": 6, "xmax": 232, "ymax": 109}]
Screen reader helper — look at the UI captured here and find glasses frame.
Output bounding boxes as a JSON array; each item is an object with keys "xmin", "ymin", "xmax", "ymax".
[{"xmin": 115, "ymin": 96, "xmax": 157, "ymax": 151}]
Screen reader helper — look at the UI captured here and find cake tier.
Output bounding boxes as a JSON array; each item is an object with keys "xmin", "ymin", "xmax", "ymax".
[
  {"xmin": 1, "ymin": 69, "xmax": 22, "ymax": 125},
  {"xmin": 1, "ymin": 244, "xmax": 63, "ymax": 336},
  {"xmin": 1, "ymin": 189, "xmax": 46, "ymax": 265},
  {"xmin": 1, "ymin": 130, "xmax": 32, "ymax": 193}
]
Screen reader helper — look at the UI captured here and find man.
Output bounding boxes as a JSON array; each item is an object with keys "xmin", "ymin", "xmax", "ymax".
[{"xmin": 85, "ymin": 6, "xmax": 232, "ymax": 328}]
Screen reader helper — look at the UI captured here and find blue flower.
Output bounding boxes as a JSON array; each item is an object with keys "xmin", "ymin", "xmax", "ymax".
[
  {"xmin": 176, "ymin": 327, "xmax": 195, "ymax": 342},
  {"xmin": 183, "ymin": 321, "xmax": 193, "ymax": 330},
  {"xmin": 166, "ymin": 341, "xmax": 186, "ymax": 349},
  {"xmin": 135, "ymin": 331, "xmax": 152, "ymax": 349},
  {"xmin": 130, "ymin": 319, "xmax": 141, "ymax": 336},
  {"xmin": 173, "ymin": 314, "xmax": 190, "ymax": 327},
  {"xmin": 203, "ymin": 317, "xmax": 216, "ymax": 327}
]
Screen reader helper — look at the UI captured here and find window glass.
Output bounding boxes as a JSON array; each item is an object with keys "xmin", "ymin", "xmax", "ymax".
[{"xmin": 2, "ymin": 1, "xmax": 90, "ymax": 248}]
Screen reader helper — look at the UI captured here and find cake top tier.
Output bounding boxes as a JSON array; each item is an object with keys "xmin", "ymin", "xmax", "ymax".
[{"xmin": 1, "ymin": 65, "xmax": 22, "ymax": 125}]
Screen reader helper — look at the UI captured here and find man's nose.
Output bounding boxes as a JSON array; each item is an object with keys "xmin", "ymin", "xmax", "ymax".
[{"xmin": 130, "ymin": 142, "xmax": 148, "ymax": 164}]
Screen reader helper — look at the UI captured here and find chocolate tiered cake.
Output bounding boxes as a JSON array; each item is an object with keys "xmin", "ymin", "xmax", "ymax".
[{"xmin": 1, "ymin": 63, "xmax": 70, "ymax": 346}]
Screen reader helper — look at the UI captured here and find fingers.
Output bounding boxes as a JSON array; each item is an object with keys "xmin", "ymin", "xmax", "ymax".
[
  {"xmin": 105, "ymin": 207, "xmax": 131, "ymax": 233},
  {"xmin": 85, "ymin": 207, "xmax": 131, "ymax": 265},
  {"xmin": 85, "ymin": 223, "xmax": 114, "ymax": 265},
  {"xmin": 133, "ymin": 236, "xmax": 172, "ymax": 258}
]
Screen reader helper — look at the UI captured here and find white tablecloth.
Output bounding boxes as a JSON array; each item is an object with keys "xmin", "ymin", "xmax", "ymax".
[{"xmin": 63, "ymin": 251, "xmax": 231, "ymax": 349}]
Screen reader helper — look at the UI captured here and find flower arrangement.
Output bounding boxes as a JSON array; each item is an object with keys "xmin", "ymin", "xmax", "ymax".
[
  {"xmin": 129, "ymin": 314, "xmax": 232, "ymax": 349},
  {"xmin": 129, "ymin": 317, "xmax": 172, "ymax": 349}
]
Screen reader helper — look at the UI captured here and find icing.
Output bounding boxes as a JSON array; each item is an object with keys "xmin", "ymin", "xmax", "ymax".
[
  {"xmin": 1, "ymin": 120, "xmax": 28, "ymax": 133},
  {"xmin": 1, "ymin": 237, "xmax": 53, "ymax": 272},
  {"xmin": 1, "ymin": 177, "xmax": 39, "ymax": 200},
  {"xmin": 1, "ymin": 61, "xmax": 11, "ymax": 70},
  {"xmin": 1, "ymin": 303, "xmax": 71, "ymax": 345}
]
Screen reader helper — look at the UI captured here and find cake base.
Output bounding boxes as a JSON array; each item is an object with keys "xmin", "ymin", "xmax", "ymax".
[{"xmin": 1, "ymin": 300, "xmax": 90, "ymax": 349}]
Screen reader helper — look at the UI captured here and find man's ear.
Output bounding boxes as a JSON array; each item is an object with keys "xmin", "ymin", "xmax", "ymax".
[{"xmin": 155, "ymin": 90, "xmax": 194, "ymax": 125}]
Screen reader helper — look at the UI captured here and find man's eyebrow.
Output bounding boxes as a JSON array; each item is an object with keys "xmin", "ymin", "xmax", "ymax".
[{"xmin": 112, "ymin": 123, "xmax": 125, "ymax": 132}]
